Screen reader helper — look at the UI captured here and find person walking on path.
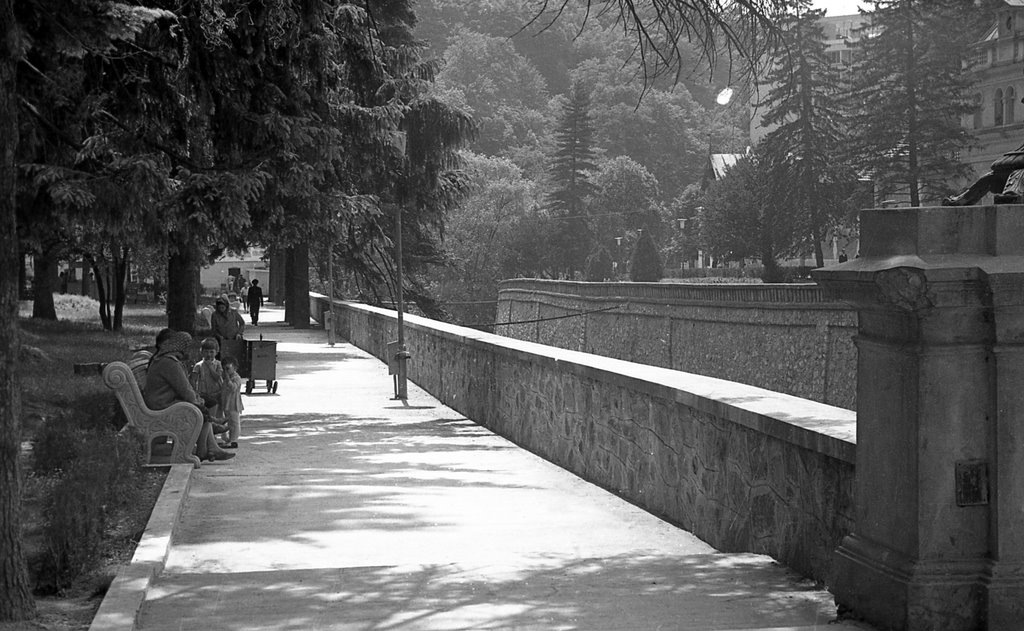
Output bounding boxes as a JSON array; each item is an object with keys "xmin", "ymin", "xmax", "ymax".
[
  {"xmin": 211, "ymin": 296, "xmax": 246, "ymax": 342},
  {"xmin": 247, "ymin": 279, "xmax": 264, "ymax": 326}
]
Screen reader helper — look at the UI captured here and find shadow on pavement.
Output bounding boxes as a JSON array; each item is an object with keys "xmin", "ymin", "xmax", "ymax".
[{"xmin": 144, "ymin": 552, "xmax": 838, "ymax": 631}]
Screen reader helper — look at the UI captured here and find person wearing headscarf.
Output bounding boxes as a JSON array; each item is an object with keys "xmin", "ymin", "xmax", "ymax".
[
  {"xmin": 210, "ymin": 296, "xmax": 246, "ymax": 342},
  {"xmin": 143, "ymin": 330, "xmax": 234, "ymax": 462}
]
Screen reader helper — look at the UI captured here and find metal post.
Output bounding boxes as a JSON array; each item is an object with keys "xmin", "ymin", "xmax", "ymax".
[
  {"xmin": 394, "ymin": 202, "xmax": 409, "ymax": 400},
  {"xmin": 327, "ymin": 231, "xmax": 336, "ymax": 347}
]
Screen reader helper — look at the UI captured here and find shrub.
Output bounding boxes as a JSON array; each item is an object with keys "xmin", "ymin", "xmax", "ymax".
[
  {"xmin": 584, "ymin": 247, "xmax": 614, "ymax": 281},
  {"xmin": 629, "ymin": 232, "xmax": 664, "ymax": 282},
  {"xmin": 29, "ymin": 408, "xmax": 146, "ymax": 594}
]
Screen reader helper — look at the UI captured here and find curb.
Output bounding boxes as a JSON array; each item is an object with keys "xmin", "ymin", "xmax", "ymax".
[{"xmin": 88, "ymin": 463, "xmax": 193, "ymax": 631}]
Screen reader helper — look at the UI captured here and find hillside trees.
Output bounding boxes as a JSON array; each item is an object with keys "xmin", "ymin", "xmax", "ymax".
[
  {"xmin": 432, "ymin": 30, "xmax": 552, "ymax": 166},
  {"xmin": 756, "ymin": 0, "xmax": 856, "ymax": 267},
  {"xmin": 574, "ymin": 51, "xmax": 708, "ymax": 202},
  {"xmin": 845, "ymin": 0, "xmax": 980, "ymax": 205},
  {"xmin": 428, "ymin": 152, "xmax": 548, "ymax": 307},
  {"xmin": 530, "ymin": 0, "xmax": 785, "ymax": 88},
  {"xmin": 587, "ymin": 156, "xmax": 661, "ymax": 256}
]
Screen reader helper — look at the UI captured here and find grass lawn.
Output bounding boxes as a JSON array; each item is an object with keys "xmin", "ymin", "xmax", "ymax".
[{"xmin": 5, "ymin": 296, "xmax": 172, "ymax": 631}]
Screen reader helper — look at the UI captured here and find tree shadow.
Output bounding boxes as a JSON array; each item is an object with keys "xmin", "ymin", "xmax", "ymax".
[{"xmin": 143, "ymin": 553, "xmax": 844, "ymax": 630}]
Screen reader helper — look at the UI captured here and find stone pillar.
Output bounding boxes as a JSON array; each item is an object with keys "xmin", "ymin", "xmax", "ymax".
[{"xmin": 813, "ymin": 205, "xmax": 1024, "ymax": 631}]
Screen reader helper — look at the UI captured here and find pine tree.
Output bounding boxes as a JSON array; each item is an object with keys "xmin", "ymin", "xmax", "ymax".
[
  {"xmin": 845, "ymin": 0, "xmax": 979, "ymax": 206},
  {"xmin": 757, "ymin": 0, "xmax": 855, "ymax": 267},
  {"xmin": 629, "ymin": 230, "xmax": 663, "ymax": 282},
  {"xmin": 547, "ymin": 79, "xmax": 598, "ymax": 276}
]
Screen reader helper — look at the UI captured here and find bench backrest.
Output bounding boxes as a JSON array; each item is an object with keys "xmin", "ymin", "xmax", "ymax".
[{"xmin": 102, "ymin": 361, "xmax": 153, "ymax": 423}]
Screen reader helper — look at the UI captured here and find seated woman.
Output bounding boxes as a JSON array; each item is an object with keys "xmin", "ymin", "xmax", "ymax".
[{"xmin": 142, "ymin": 330, "xmax": 235, "ymax": 462}]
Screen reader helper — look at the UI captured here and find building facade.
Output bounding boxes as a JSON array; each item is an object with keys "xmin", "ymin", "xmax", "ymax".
[{"xmin": 963, "ymin": 0, "xmax": 1024, "ymax": 180}]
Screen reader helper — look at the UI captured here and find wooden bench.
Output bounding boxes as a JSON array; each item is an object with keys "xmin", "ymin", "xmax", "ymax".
[{"xmin": 101, "ymin": 361, "xmax": 203, "ymax": 468}]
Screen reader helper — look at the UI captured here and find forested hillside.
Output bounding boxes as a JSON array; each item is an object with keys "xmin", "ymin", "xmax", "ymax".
[{"xmin": 412, "ymin": 0, "xmax": 748, "ymax": 314}]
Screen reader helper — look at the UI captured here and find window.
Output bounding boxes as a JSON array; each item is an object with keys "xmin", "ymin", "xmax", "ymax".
[
  {"xmin": 974, "ymin": 94, "xmax": 984, "ymax": 129},
  {"xmin": 1007, "ymin": 86, "xmax": 1017, "ymax": 123},
  {"xmin": 996, "ymin": 88, "xmax": 1005, "ymax": 125}
]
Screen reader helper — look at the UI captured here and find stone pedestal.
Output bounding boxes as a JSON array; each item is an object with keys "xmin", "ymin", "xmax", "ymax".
[{"xmin": 813, "ymin": 206, "xmax": 1024, "ymax": 631}]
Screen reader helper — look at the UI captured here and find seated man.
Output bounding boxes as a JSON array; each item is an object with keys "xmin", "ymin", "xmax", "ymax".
[{"xmin": 142, "ymin": 330, "xmax": 234, "ymax": 462}]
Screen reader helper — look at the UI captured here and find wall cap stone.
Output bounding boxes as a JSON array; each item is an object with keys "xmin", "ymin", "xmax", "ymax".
[{"xmin": 338, "ymin": 300, "xmax": 856, "ymax": 464}]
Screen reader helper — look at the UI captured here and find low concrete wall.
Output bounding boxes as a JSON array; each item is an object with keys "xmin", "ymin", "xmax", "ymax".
[
  {"xmin": 313, "ymin": 294, "xmax": 856, "ymax": 586},
  {"xmin": 496, "ymin": 280, "xmax": 858, "ymax": 410}
]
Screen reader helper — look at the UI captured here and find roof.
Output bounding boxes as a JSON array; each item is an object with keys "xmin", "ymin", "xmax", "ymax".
[{"xmin": 710, "ymin": 153, "xmax": 743, "ymax": 179}]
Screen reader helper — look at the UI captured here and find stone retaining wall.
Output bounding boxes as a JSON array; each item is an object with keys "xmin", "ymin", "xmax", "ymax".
[
  {"xmin": 313, "ymin": 294, "xmax": 857, "ymax": 585},
  {"xmin": 496, "ymin": 279, "xmax": 858, "ymax": 410}
]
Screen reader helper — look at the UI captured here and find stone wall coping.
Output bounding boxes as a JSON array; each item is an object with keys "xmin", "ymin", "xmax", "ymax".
[
  {"xmin": 339, "ymin": 300, "xmax": 856, "ymax": 464},
  {"xmin": 497, "ymin": 278, "xmax": 852, "ymax": 310}
]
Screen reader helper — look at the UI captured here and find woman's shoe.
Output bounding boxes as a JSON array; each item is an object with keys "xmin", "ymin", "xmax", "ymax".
[{"xmin": 212, "ymin": 451, "xmax": 235, "ymax": 461}]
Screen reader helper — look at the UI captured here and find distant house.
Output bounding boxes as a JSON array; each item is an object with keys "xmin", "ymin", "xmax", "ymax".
[
  {"xmin": 702, "ymin": 152, "xmax": 746, "ymax": 189},
  {"xmin": 200, "ymin": 249, "xmax": 268, "ymax": 296}
]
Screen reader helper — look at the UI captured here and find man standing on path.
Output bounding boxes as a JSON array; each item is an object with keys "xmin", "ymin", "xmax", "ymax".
[{"xmin": 247, "ymin": 279, "xmax": 264, "ymax": 326}]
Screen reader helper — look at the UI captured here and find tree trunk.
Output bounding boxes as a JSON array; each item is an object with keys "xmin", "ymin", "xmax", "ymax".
[
  {"xmin": 285, "ymin": 244, "xmax": 310, "ymax": 329},
  {"xmin": 80, "ymin": 258, "xmax": 91, "ymax": 297},
  {"xmin": 31, "ymin": 248, "xmax": 57, "ymax": 320},
  {"xmin": 17, "ymin": 248, "xmax": 27, "ymax": 299},
  {"xmin": 0, "ymin": 0, "xmax": 38, "ymax": 618},
  {"xmin": 167, "ymin": 239, "xmax": 199, "ymax": 334},
  {"xmin": 113, "ymin": 247, "xmax": 129, "ymax": 331},
  {"xmin": 269, "ymin": 248, "xmax": 286, "ymax": 304},
  {"xmin": 88, "ymin": 255, "xmax": 112, "ymax": 330}
]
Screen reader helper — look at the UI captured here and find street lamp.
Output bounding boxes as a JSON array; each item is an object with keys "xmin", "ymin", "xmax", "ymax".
[
  {"xmin": 389, "ymin": 131, "xmax": 411, "ymax": 400},
  {"xmin": 716, "ymin": 87, "xmax": 734, "ymax": 106},
  {"xmin": 326, "ymin": 222, "xmax": 336, "ymax": 347}
]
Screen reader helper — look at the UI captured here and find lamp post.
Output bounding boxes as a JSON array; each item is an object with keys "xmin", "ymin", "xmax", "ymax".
[
  {"xmin": 390, "ymin": 131, "xmax": 410, "ymax": 400},
  {"xmin": 326, "ymin": 228, "xmax": 335, "ymax": 347}
]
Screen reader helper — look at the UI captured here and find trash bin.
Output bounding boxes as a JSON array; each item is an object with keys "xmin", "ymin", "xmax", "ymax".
[
  {"xmin": 245, "ymin": 339, "xmax": 277, "ymax": 394},
  {"xmin": 219, "ymin": 338, "xmax": 277, "ymax": 394}
]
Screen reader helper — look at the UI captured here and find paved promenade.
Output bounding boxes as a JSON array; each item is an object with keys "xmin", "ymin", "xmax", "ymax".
[{"xmin": 125, "ymin": 305, "xmax": 872, "ymax": 631}]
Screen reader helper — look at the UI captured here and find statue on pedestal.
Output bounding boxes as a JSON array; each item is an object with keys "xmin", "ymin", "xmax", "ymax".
[{"xmin": 944, "ymin": 144, "xmax": 1024, "ymax": 205}]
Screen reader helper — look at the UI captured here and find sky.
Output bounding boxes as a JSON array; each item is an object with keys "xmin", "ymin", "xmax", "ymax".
[{"xmin": 809, "ymin": 0, "xmax": 865, "ymax": 16}]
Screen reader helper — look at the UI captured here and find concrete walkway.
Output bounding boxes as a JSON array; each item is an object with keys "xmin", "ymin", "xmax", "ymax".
[{"xmin": 130, "ymin": 304, "xmax": 872, "ymax": 631}]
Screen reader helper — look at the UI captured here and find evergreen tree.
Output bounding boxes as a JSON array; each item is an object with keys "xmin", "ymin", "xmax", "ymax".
[
  {"xmin": 757, "ymin": 0, "xmax": 855, "ymax": 267},
  {"xmin": 845, "ymin": 0, "xmax": 979, "ymax": 206},
  {"xmin": 629, "ymin": 230, "xmax": 663, "ymax": 282},
  {"xmin": 547, "ymin": 79, "xmax": 598, "ymax": 276}
]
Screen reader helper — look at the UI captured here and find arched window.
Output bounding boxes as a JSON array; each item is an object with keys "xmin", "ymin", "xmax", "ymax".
[
  {"xmin": 995, "ymin": 88, "xmax": 1005, "ymax": 125},
  {"xmin": 1007, "ymin": 86, "xmax": 1017, "ymax": 124},
  {"xmin": 974, "ymin": 94, "xmax": 984, "ymax": 129}
]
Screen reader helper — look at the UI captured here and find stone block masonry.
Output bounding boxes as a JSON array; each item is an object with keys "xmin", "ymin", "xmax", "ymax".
[
  {"xmin": 496, "ymin": 280, "xmax": 858, "ymax": 410},
  {"xmin": 314, "ymin": 294, "xmax": 856, "ymax": 586}
]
